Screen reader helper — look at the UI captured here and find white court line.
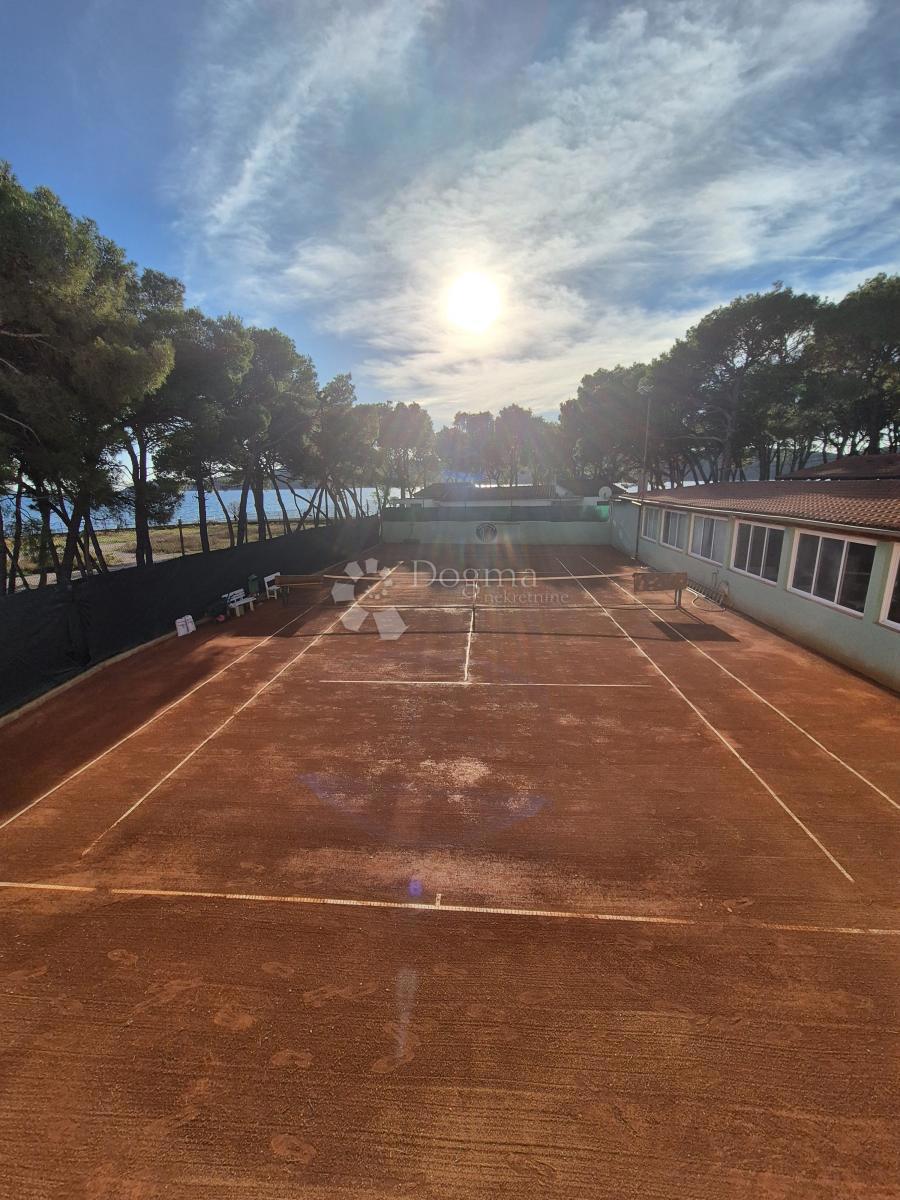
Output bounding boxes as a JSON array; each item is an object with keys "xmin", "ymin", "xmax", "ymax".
[
  {"xmin": 556, "ymin": 557, "xmax": 855, "ymax": 883},
  {"xmin": 463, "ymin": 599, "xmax": 475, "ymax": 683},
  {"xmin": 1, "ymin": 879, "xmax": 899, "ymax": 937},
  {"xmin": 355, "ymin": 604, "xmax": 473, "ymax": 610},
  {"xmin": 579, "ymin": 553, "xmax": 899, "ymax": 814},
  {"xmin": 320, "ymin": 679, "xmax": 652, "ymax": 688},
  {"xmin": 79, "ymin": 563, "xmax": 403, "ymax": 858},
  {"xmin": 0, "ymin": 551, "xmax": 360, "ymax": 835},
  {"xmin": 0, "ymin": 880, "xmax": 689, "ymax": 925},
  {"xmin": 373, "ymin": 605, "xmax": 670, "ymax": 612},
  {"xmin": 0, "ymin": 880, "xmax": 96, "ymax": 893},
  {"xmin": 360, "ymin": 604, "xmax": 614, "ymax": 614},
  {"xmin": 738, "ymin": 919, "xmax": 900, "ymax": 936}
]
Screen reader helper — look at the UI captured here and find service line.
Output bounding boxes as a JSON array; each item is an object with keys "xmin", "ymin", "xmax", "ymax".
[
  {"xmin": 78, "ymin": 564, "xmax": 403, "ymax": 858},
  {"xmin": 463, "ymin": 598, "xmax": 476, "ymax": 683},
  {"xmin": 555, "ymin": 557, "xmax": 855, "ymax": 883},
  {"xmin": 2, "ymin": 879, "xmax": 899, "ymax": 937},
  {"xmin": 319, "ymin": 680, "xmax": 653, "ymax": 688},
  {"xmin": 0, "ymin": 551, "xmax": 361, "ymax": 834},
  {"xmin": 578, "ymin": 553, "xmax": 898, "ymax": 814},
  {"xmin": 0, "ymin": 879, "xmax": 690, "ymax": 925}
]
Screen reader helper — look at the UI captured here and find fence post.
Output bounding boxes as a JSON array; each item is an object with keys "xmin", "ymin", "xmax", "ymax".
[{"xmin": 178, "ymin": 520, "xmax": 186, "ymax": 557}]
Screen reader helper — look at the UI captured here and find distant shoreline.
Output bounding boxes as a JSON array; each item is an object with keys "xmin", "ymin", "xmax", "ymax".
[{"xmin": 8, "ymin": 485, "xmax": 384, "ymax": 535}]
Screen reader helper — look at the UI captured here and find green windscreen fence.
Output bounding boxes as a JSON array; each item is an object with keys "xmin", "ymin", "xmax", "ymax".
[
  {"xmin": 0, "ymin": 516, "xmax": 380, "ymax": 718},
  {"xmin": 384, "ymin": 503, "xmax": 610, "ymax": 522}
]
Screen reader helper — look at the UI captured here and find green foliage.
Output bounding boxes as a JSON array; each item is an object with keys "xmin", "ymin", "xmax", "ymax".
[
  {"xmin": 560, "ymin": 365, "xmax": 647, "ymax": 487},
  {"xmin": 378, "ymin": 401, "xmax": 435, "ymax": 497},
  {"xmin": 2, "ymin": 158, "xmax": 899, "ymax": 588},
  {"xmin": 811, "ymin": 274, "xmax": 900, "ymax": 454}
]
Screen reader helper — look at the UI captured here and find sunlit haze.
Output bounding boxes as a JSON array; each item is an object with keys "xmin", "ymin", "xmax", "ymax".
[
  {"xmin": 3, "ymin": 0, "xmax": 898, "ymax": 427},
  {"xmin": 445, "ymin": 272, "xmax": 502, "ymax": 334}
]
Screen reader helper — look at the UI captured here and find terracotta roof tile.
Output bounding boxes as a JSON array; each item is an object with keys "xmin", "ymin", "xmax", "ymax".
[{"xmin": 636, "ymin": 480, "xmax": 900, "ymax": 534}]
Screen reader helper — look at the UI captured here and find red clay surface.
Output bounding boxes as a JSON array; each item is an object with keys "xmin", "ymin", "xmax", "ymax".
[{"xmin": 2, "ymin": 542, "xmax": 899, "ymax": 1199}]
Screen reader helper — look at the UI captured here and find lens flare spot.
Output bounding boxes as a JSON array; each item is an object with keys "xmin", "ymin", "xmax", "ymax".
[{"xmin": 445, "ymin": 271, "xmax": 501, "ymax": 333}]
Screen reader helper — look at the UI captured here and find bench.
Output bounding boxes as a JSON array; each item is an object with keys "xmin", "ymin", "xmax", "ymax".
[{"xmin": 223, "ymin": 588, "xmax": 255, "ymax": 617}]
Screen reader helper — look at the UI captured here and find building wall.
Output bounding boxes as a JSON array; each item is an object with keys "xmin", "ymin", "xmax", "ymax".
[
  {"xmin": 382, "ymin": 520, "xmax": 613, "ymax": 546},
  {"xmin": 611, "ymin": 499, "xmax": 640, "ymax": 557},
  {"xmin": 610, "ymin": 499, "xmax": 900, "ymax": 691}
]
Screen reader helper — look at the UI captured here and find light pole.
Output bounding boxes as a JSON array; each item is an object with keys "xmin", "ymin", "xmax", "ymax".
[{"xmin": 634, "ymin": 379, "xmax": 652, "ymax": 559}]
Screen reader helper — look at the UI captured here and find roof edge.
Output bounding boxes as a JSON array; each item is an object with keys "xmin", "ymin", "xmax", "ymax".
[{"xmin": 615, "ymin": 495, "xmax": 900, "ymax": 539}]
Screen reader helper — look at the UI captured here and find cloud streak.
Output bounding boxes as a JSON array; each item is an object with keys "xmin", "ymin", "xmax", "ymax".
[{"xmin": 170, "ymin": 0, "xmax": 900, "ymax": 423}]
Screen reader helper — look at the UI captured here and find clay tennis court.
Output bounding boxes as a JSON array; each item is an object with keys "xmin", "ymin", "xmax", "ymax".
[{"xmin": 2, "ymin": 541, "xmax": 899, "ymax": 1199}]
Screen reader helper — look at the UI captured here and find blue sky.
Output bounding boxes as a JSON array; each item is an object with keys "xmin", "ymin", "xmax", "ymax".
[{"xmin": 2, "ymin": 0, "xmax": 899, "ymax": 424}]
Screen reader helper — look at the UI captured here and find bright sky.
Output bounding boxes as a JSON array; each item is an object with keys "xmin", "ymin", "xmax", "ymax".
[{"xmin": 3, "ymin": 0, "xmax": 899, "ymax": 424}]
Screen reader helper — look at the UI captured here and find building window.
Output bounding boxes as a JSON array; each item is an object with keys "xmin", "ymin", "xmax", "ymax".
[
  {"xmin": 790, "ymin": 532, "xmax": 876, "ymax": 613},
  {"xmin": 641, "ymin": 506, "xmax": 660, "ymax": 541},
  {"xmin": 661, "ymin": 509, "xmax": 689, "ymax": 550},
  {"xmin": 881, "ymin": 548, "xmax": 900, "ymax": 630},
  {"xmin": 732, "ymin": 521, "xmax": 784, "ymax": 583},
  {"xmin": 689, "ymin": 515, "xmax": 727, "ymax": 563}
]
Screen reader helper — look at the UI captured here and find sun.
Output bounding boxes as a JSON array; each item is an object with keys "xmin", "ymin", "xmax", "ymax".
[{"xmin": 445, "ymin": 271, "xmax": 501, "ymax": 333}]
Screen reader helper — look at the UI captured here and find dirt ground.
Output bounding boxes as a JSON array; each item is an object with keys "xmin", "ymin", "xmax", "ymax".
[{"xmin": 1, "ymin": 542, "xmax": 898, "ymax": 1199}]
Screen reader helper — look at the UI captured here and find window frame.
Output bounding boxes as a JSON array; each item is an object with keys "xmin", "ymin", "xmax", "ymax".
[
  {"xmin": 640, "ymin": 505, "xmax": 661, "ymax": 542},
  {"xmin": 787, "ymin": 529, "xmax": 877, "ymax": 617},
  {"xmin": 877, "ymin": 541, "xmax": 900, "ymax": 631},
  {"xmin": 688, "ymin": 513, "xmax": 728, "ymax": 564},
  {"xmin": 660, "ymin": 507, "xmax": 689, "ymax": 551},
  {"xmin": 730, "ymin": 519, "xmax": 785, "ymax": 586}
]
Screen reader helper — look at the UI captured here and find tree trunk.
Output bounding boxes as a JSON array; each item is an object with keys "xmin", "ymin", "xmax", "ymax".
[
  {"xmin": 35, "ymin": 496, "xmax": 61, "ymax": 585},
  {"xmin": 289, "ymin": 486, "xmax": 325, "ymax": 531},
  {"xmin": 195, "ymin": 467, "xmax": 210, "ymax": 554},
  {"xmin": 269, "ymin": 470, "xmax": 292, "ymax": 535},
  {"xmin": 332, "ymin": 487, "xmax": 349, "ymax": 519},
  {"xmin": 36, "ymin": 512, "xmax": 50, "ymax": 585},
  {"xmin": 86, "ymin": 515, "xmax": 109, "ymax": 572},
  {"xmin": 139, "ymin": 429, "xmax": 153, "ymax": 567},
  {"xmin": 77, "ymin": 526, "xmax": 95, "ymax": 575},
  {"xmin": 252, "ymin": 472, "xmax": 267, "ymax": 542},
  {"xmin": 8, "ymin": 463, "xmax": 25, "ymax": 593},
  {"xmin": 0, "ymin": 502, "xmax": 8, "ymax": 596},
  {"xmin": 236, "ymin": 475, "xmax": 251, "ymax": 545},
  {"xmin": 125, "ymin": 431, "xmax": 153, "ymax": 568},
  {"xmin": 59, "ymin": 493, "xmax": 88, "ymax": 585},
  {"xmin": 209, "ymin": 478, "xmax": 235, "ymax": 547}
]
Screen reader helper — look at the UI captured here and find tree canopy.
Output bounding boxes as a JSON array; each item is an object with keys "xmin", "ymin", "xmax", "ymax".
[{"xmin": 2, "ymin": 162, "xmax": 898, "ymax": 591}]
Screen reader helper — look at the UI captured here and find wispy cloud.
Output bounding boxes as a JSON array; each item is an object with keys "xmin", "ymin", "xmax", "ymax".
[{"xmin": 169, "ymin": 0, "xmax": 900, "ymax": 423}]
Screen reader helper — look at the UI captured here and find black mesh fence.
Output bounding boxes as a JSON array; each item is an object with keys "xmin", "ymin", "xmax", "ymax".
[{"xmin": 0, "ymin": 516, "xmax": 379, "ymax": 716}]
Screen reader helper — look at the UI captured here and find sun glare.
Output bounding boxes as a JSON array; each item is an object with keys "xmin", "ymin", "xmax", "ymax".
[{"xmin": 445, "ymin": 271, "xmax": 501, "ymax": 333}]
